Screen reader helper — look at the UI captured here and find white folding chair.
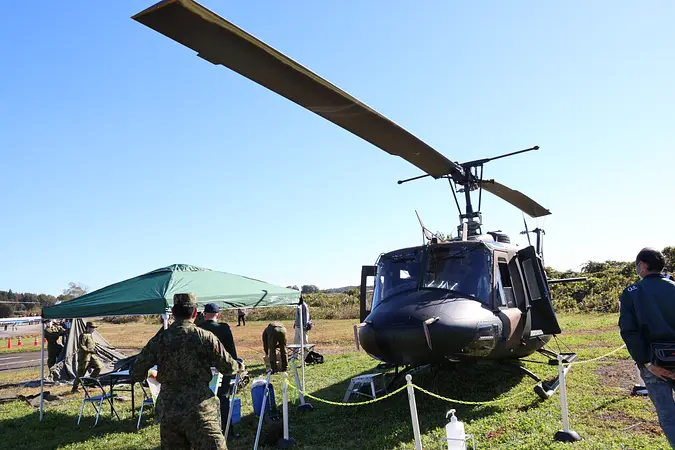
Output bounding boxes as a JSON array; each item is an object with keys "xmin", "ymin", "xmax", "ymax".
[{"xmin": 77, "ymin": 376, "xmax": 120, "ymax": 426}]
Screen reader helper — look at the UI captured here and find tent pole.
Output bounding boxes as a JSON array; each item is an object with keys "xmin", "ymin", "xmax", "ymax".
[
  {"xmin": 299, "ymin": 301, "xmax": 305, "ymax": 391},
  {"xmin": 40, "ymin": 319, "xmax": 45, "ymax": 421},
  {"xmin": 162, "ymin": 312, "xmax": 168, "ymax": 330}
]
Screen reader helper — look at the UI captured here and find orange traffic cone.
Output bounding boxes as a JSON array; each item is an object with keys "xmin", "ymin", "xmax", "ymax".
[
  {"xmin": 17, "ymin": 336, "xmax": 22, "ymax": 347},
  {"xmin": 6, "ymin": 337, "xmax": 10, "ymax": 349},
  {"xmin": 34, "ymin": 336, "xmax": 38, "ymax": 346}
]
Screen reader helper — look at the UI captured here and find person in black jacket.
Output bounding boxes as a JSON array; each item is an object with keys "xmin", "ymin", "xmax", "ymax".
[
  {"xmin": 198, "ymin": 303, "xmax": 240, "ymax": 438},
  {"xmin": 619, "ymin": 247, "xmax": 675, "ymax": 447}
]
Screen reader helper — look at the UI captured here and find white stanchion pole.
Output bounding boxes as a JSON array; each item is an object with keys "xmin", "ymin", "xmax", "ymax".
[
  {"xmin": 254, "ymin": 370, "xmax": 272, "ymax": 450},
  {"xmin": 553, "ymin": 355, "xmax": 581, "ymax": 442},
  {"xmin": 560, "ymin": 357, "xmax": 569, "ymax": 432},
  {"xmin": 283, "ymin": 372, "xmax": 290, "ymax": 439},
  {"xmin": 39, "ymin": 320, "xmax": 45, "ymax": 421},
  {"xmin": 405, "ymin": 374, "xmax": 423, "ymax": 450},
  {"xmin": 276, "ymin": 372, "xmax": 297, "ymax": 448},
  {"xmin": 558, "ymin": 355, "xmax": 570, "ymax": 433}
]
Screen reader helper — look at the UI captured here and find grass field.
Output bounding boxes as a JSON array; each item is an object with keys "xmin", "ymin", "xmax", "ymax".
[{"xmin": 0, "ymin": 314, "xmax": 670, "ymax": 449}]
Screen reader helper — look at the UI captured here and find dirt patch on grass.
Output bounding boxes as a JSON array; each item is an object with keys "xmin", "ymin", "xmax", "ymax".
[
  {"xmin": 594, "ymin": 409, "xmax": 663, "ymax": 437},
  {"xmin": 592, "ymin": 359, "xmax": 664, "ymax": 437},
  {"xmin": 486, "ymin": 426, "xmax": 506, "ymax": 440},
  {"xmin": 595, "ymin": 358, "xmax": 640, "ymax": 391},
  {"xmin": 566, "ymin": 325, "xmax": 617, "ymax": 335},
  {"xmin": 574, "ymin": 341, "xmax": 617, "ymax": 349}
]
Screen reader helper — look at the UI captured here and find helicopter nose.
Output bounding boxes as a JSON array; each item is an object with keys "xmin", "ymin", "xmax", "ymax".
[
  {"xmin": 358, "ymin": 297, "xmax": 501, "ymax": 366},
  {"xmin": 359, "ymin": 309, "xmax": 476, "ymax": 366}
]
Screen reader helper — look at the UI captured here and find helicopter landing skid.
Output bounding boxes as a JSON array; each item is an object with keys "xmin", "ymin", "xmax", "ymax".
[
  {"xmin": 511, "ymin": 349, "xmax": 578, "ymax": 401},
  {"xmin": 382, "ymin": 364, "xmax": 431, "ymax": 392}
]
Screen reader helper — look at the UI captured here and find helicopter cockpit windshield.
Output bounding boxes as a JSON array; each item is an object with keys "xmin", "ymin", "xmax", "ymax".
[
  {"xmin": 372, "ymin": 248, "xmax": 423, "ymax": 309},
  {"xmin": 423, "ymin": 244, "xmax": 493, "ymax": 306}
]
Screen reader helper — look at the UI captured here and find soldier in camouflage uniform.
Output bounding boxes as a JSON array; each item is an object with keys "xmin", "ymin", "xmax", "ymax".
[
  {"xmin": 131, "ymin": 293, "xmax": 243, "ymax": 450},
  {"xmin": 262, "ymin": 322, "xmax": 288, "ymax": 373},
  {"xmin": 71, "ymin": 321, "xmax": 103, "ymax": 392},
  {"xmin": 44, "ymin": 320, "xmax": 66, "ymax": 368}
]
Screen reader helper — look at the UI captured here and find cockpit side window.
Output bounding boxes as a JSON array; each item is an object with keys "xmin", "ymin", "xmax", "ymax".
[{"xmin": 372, "ymin": 249, "xmax": 422, "ymax": 309}]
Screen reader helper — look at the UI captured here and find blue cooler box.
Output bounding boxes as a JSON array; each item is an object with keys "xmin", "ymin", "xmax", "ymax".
[{"xmin": 251, "ymin": 381, "xmax": 276, "ymax": 416}]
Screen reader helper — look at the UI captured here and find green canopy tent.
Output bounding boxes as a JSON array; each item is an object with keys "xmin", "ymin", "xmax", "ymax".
[
  {"xmin": 39, "ymin": 264, "xmax": 302, "ymax": 421},
  {"xmin": 42, "ymin": 264, "xmax": 301, "ymax": 319}
]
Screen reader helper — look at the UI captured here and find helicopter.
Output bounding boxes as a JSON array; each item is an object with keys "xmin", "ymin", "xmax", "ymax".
[{"xmin": 132, "ymin": 0, "xmax": 587, "ymax": 399}]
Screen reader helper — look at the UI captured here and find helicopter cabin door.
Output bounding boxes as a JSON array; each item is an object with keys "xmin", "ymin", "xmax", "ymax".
[
  {"xmin": 360, "ymin": 265, "xmax": 376, "ymax": 322},
  {"xmin": 493, "ymin": 250, "xmax": 522, "ymax": 344},
  {"xmin": 516, "ymin": 246, "xmax": 562, "ymax": 336}
]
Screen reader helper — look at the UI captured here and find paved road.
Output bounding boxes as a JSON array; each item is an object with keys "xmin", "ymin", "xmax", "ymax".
[{"xmin": 0, "ymin": 352, "xmax": 45, "ymax": 371}]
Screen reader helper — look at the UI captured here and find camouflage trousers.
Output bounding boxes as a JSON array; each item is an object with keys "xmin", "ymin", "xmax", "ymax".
[
  {"xmin": 47, "ymin": 343, "xmax": 63, "ymax": 368},
  {"xmin": 72, "ymin": 355, "xmax": 102, "ymax": 390},
  {"xmin": 157, "ymin": 389, "xmax": 227, "ymax": 449}
]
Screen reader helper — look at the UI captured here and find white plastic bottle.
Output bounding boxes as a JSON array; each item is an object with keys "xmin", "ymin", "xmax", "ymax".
[{"xmin": 445, "ymin": 409, "xmax": 466, "ymax": 450}]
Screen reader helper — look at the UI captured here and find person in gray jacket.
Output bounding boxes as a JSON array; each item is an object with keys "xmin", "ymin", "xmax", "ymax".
[{"xmin": 619, "ymin": 247, "xmax": 675, "ymax": 448}]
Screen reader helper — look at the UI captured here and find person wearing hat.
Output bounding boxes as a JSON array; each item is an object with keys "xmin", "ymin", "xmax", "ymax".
[
  {"xmin": 198, "ymin": 303, "xmax": 240, "ymax": 437},
  {"xmin": 71, "ymin": 321, "xmax": 102, "ymax": 392},
  {"xmin": 199, "ymin": 303, "xmax": 238, "ymax": 360},
  {"xmin": 619, "ymin": 247, "xmax": 675, "ymax": 446},
  {"xmin": 131, "ymin": 293, "xmax": 244, "ymax": 450}
]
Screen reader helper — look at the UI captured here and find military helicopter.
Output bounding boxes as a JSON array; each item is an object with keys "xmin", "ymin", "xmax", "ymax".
[{"xmin": 132, "ymin": 0, "xmax": 585, "ymax": 399}]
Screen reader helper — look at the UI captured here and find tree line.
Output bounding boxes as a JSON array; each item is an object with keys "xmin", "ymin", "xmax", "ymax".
[
  {"xmin": 0, "ymin": 282, "xmax": 88, "ymax": 318},
  {"xmin": 1, "ymin": 247, "xmax": 672, "ymax": 318},
  {"xmin": 547, "ymin": 246, "xmax": 674, "ymax": 313}
]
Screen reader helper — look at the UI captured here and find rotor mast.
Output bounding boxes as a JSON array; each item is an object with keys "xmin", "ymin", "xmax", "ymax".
[{"xmin": 399, "ymin": 146, "xmax": 541, "ymax": 240}]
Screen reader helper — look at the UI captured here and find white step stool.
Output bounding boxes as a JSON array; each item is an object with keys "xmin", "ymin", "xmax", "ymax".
[{"xmin": 343, "ymin": 373, "xmax": 386, "ymax": 402}]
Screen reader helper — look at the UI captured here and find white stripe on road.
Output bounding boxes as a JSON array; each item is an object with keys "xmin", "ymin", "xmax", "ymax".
[{"xmin": 0, "ymin": 359, "xmax": 42, "ymax": 366}]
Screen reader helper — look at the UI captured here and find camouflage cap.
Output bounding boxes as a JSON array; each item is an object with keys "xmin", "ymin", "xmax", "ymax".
[
  {"xmin": 173, "ymin": 292, "xmax": 197, "ymax": 307},
  {"xmin": 85, "ymin": 321, "xmax": 97, "ymax": 328}
]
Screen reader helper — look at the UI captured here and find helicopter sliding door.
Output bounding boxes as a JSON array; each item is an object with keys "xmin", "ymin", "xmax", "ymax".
[
  {"xmin": 516, "ymin": 246, "xmax": 562, "ymax": 335},
  {"xmin": 360, "ymin": 265, "xmax": 376, "ymax": 322}
]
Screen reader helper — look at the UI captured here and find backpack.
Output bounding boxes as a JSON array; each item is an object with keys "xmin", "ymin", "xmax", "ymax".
[{"xmin": 305, "ymin": 350, "xmax": 324, "ymax": 365}]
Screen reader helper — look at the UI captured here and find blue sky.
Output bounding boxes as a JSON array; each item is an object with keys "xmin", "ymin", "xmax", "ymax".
[{"xmin": 2, "ymin": 1, "xmax": 674, "ymax": 296}]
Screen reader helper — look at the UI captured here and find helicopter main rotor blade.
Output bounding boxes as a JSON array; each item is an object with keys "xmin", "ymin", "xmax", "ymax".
[
  {"xmin": 132, "ymin": 0, "xmax": 463, "ymax": 179},
  {"xmin": 481, "ymin": 180, "xmax": 551, "ymax": 218}
]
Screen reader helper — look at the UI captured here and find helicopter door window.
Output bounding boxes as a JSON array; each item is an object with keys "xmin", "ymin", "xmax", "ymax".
[
  {"xmin": 497, "ymin": 261, "xmax": 516, "ymax": 308},
  {"xmin": 507, "ymin": 258, "xmax": 527, "ymax": 310},
  {"xmin": 522, "ymin": 259, "xmax": 542, "ymax": 301}
]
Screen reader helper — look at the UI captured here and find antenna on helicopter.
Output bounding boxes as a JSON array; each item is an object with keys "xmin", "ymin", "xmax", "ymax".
[
  {"xmin": 520, "ymin": 213, "xmax": 532, "ymax": 246},
  {"xmin": 415, "ymin": 210, "xmax": 446, "ymax": 244},
  {"xmin": 534, "ymin": 227, "xmax": 546, "ymax": 265},
  {"xmin": 521, "ymin": 221, "xmax": 546, "ymax": 264}
]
